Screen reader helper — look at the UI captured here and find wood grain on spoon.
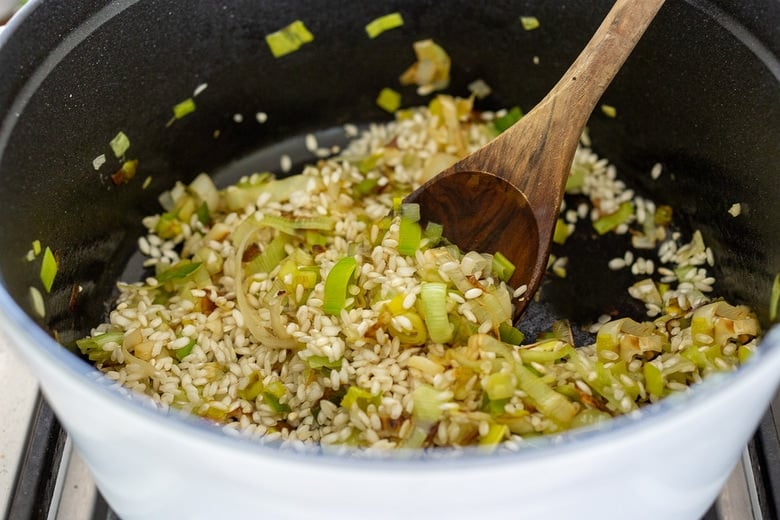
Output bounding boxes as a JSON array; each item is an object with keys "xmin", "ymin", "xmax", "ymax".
[{"xmin": 405, "ymin": 0, "xmax": 666, "ymax": 318}]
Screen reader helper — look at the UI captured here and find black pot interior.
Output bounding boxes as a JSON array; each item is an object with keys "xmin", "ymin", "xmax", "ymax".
[{"xmin": 0, "ymin": 0, "xmax": 778, "ymax": 350}]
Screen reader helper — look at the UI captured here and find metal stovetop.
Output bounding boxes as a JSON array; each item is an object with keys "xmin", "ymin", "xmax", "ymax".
[{"xmin": 2, "ymin": 335, "xmax": 779, "ymax": 520}]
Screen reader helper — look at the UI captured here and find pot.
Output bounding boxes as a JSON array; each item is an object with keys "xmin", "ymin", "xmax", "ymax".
[{"xmin": 1, "ymin": 1, "xmax": 778, "ymax": 518}]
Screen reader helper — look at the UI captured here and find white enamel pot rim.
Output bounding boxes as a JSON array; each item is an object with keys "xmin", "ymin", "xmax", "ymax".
[{"xmin": 3, "ymin": 279, "xmax": 780, "ymax": 469}]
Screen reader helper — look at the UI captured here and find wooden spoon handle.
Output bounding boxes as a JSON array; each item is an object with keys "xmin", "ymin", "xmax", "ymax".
[
  {"xmin": 454, "ymin": 0, "xmax": 665, "ymax": 212},
  {"xmin": 536, "ymin": 0, "xmax": 667, "ymax": 139}
]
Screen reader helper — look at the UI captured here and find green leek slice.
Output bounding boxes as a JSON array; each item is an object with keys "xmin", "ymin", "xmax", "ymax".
[
  {"xmin": 110, "ymin": 131, "xmax": 130, "ymax": 158},
  {"xmin": 420, "ymin": 282, "xmax": 453, "ymax": 343},
  {"xmin": 492, "ymin": 106, "xmax": 523, "ymax": 133},
  {"xmin": 341, "ymin": 385, "xmax": 380, "ymax": 410},
  {"xmin": 491, "ymin": 251, "xmax": 515, "ymax": 282},
  {"xmin": 593, "ymin": 201, "xmax": 633, "ymax": 235},
  {"xmin": 484, "ymin": 371, "xmax": 516, "ymax": 400},
  {"xmin": 377, "ymin": 87, "xmax": 402, "ymax": 113},
  {"xmin": 40, "ymin": 246, "xmax": 58, "ymax": 293},
  {"xmin": 520, "ymin": 16, "xmax": 540, "ymax": 31},
  {"xmin": 499, "ymin": 323, "xmax": 525, "ymax": 345},
  {"xmin": 770, "ymin": 273, "xmax": 779, "ymax": 322},
  {"xmin": 515, "ymin": 363, "xmax": 577, "ymax": 426},
  {"xmin": 265, "ymin": 20, "xmax": 314, "ymax": 58},
  {"xmin": 365, "ymin": 12, "xmax": 404, "ymax": 38},
  {"xmin": 174, "ymin": 338, "xmax": 196, "ymax": 361},
  {"xmin": 323, "ymin": 256, "xmax": 358, "ymax": 315},
  {"xmin": 173, "ymin": 98, "xmax": 196, "ymax": 120}
]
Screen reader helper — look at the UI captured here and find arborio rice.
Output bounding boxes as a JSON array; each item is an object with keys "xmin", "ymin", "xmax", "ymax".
[{"xmin": 77, "ymin": 95, "xmax": 761, "ymax": 450}]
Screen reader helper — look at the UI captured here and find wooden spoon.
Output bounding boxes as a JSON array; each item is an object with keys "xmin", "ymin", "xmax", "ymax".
[{"xmin": 405, "ymin": 0, "xmax": 665, "ymax": 317}]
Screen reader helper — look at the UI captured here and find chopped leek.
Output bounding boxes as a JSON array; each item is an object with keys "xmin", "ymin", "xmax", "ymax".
[
  {"xmin": 341, "ymin": 385, "xmax": 380, "ymax": 410},
  {"xmin": 377, "ymin": 87, "xmax": 402, "ymax": 113},
  {"xmin": 365, "ymin": 12, "xmax": 404, "ymax": 38},
  {"xmin": 110, "ymin": 131, "xmax": 130, "ymax": 158},
  {"xmin": 174, "ymin": 338, "xmax": 196, "ymax": 361},
  {"xmin": 493, "ymin": 106, "xmax": 523, "ymax": 133},
  {"xmin": 40, "ymin": 246, "xmax": 58, "ymax": 293},
  {"xmin": 156, "ymin": 260, "xmax": 203, "ymax": 283},
  {"xmin": 593, "ymin": 201, "xmax": 633, "ymax": 235},
  {"xmin": 423, "ymin": 221, "xmax": 444, "ymax": 245},
  {"xmin": 399, "ymin": 39, "xmax": 451, "ymax": 94},
  {"xmin": 76, "ymin": 331, "xmax": 124, "ymax": 363},
  {"xmin": 499, "ymin": 323, "xmax": 525, "ymax": 345},
  {"xmin": 244, "ymin": 235, "xmax": 288, "ymax": 275},
  {"xmin": 323, "ymin": 256, "xmax": 358, "ymax": 315},
  {"xmin": 520, "ymin": 16, "xmax": 540, "ymax": 31},
  {"xmin": 306, "ymin": 355, "xmax": 342, "ymax": 370},
  {"xmin": 479, "ymin": 423, "xmax": 509, "ymax": 447},
  {"xmin": 411, "ymin": 384, "xmax": 449, "ymax": 424},
  {"xmin": 491, "ymin": 251, "xmax": 515, "ymax": 282},
  {"xmin": 484, "ymin": 371, "xmax": 516, "ymax": 400},
  {"xmin": 263, "ymin": 384, "xmax": 291, "ymax": 414},
  {"xmin": 398, "ymin": 214, "xmax": 422, "ymax": 256},
  {"xmin": 643, "ymin": 361, "xmax": 665, "ymax": 397},
  {"xmin": 265, "ymin": 20, "xmax": 314, "ymax": 58},
  {"xmin": 600, "ymin": 104, "xmax": 617, "ymax": 118},
  {"xmin": 420, "ymin": 282, "xmax": 453, "ymax": 343},
  {"xmin": 770, "ymin": 274, "xmax": 780, "ymax": 322},
  {"xmin": 515, "ymin": 363, "xmax": 577, "ymax": 426},
  {"xmin": 553, "ymin": 218, "xmax": 570, "ymax": 244},
  {"xmin": 172, "ymin": 98, "xmax": 196, "ymax": 120}
]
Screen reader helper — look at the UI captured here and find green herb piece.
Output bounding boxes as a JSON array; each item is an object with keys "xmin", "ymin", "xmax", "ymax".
[
  {"xmin": 32, "ymin": 239, "xmax": 41, "ymax": 256},
  {"xmin": 265, "ymin": 20, "xmax": 314, "ymax": 58},
  {"xmin": 520, "ymin": 16, "xmax": 540, "ymax": 31},
  {"xmin": 323, "ymin": 256, "xmax": 358, "ymax": 315},
  {"xmin": 40, "ymin": 246, "xmax": 57, "ymax": 293},
  {"xmin": 110, "ymin": 131, "xmax": 130, "ymax": 158},
  {"xmin": 376, "ymin": 87, "xmax": 402, "ymax": 113},
  {"xmin": 770, "ymin": 274, "xmax": 779, "ymax": 322},
  {"xmin": 365, "ymin": 12, "xmax": 404, "ymax": 38}
]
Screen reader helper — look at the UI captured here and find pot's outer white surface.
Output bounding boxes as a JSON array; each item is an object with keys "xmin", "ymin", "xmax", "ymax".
[{"xmin": 3, "ymin": 291, "xmax": 780, "ymax": 520}]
